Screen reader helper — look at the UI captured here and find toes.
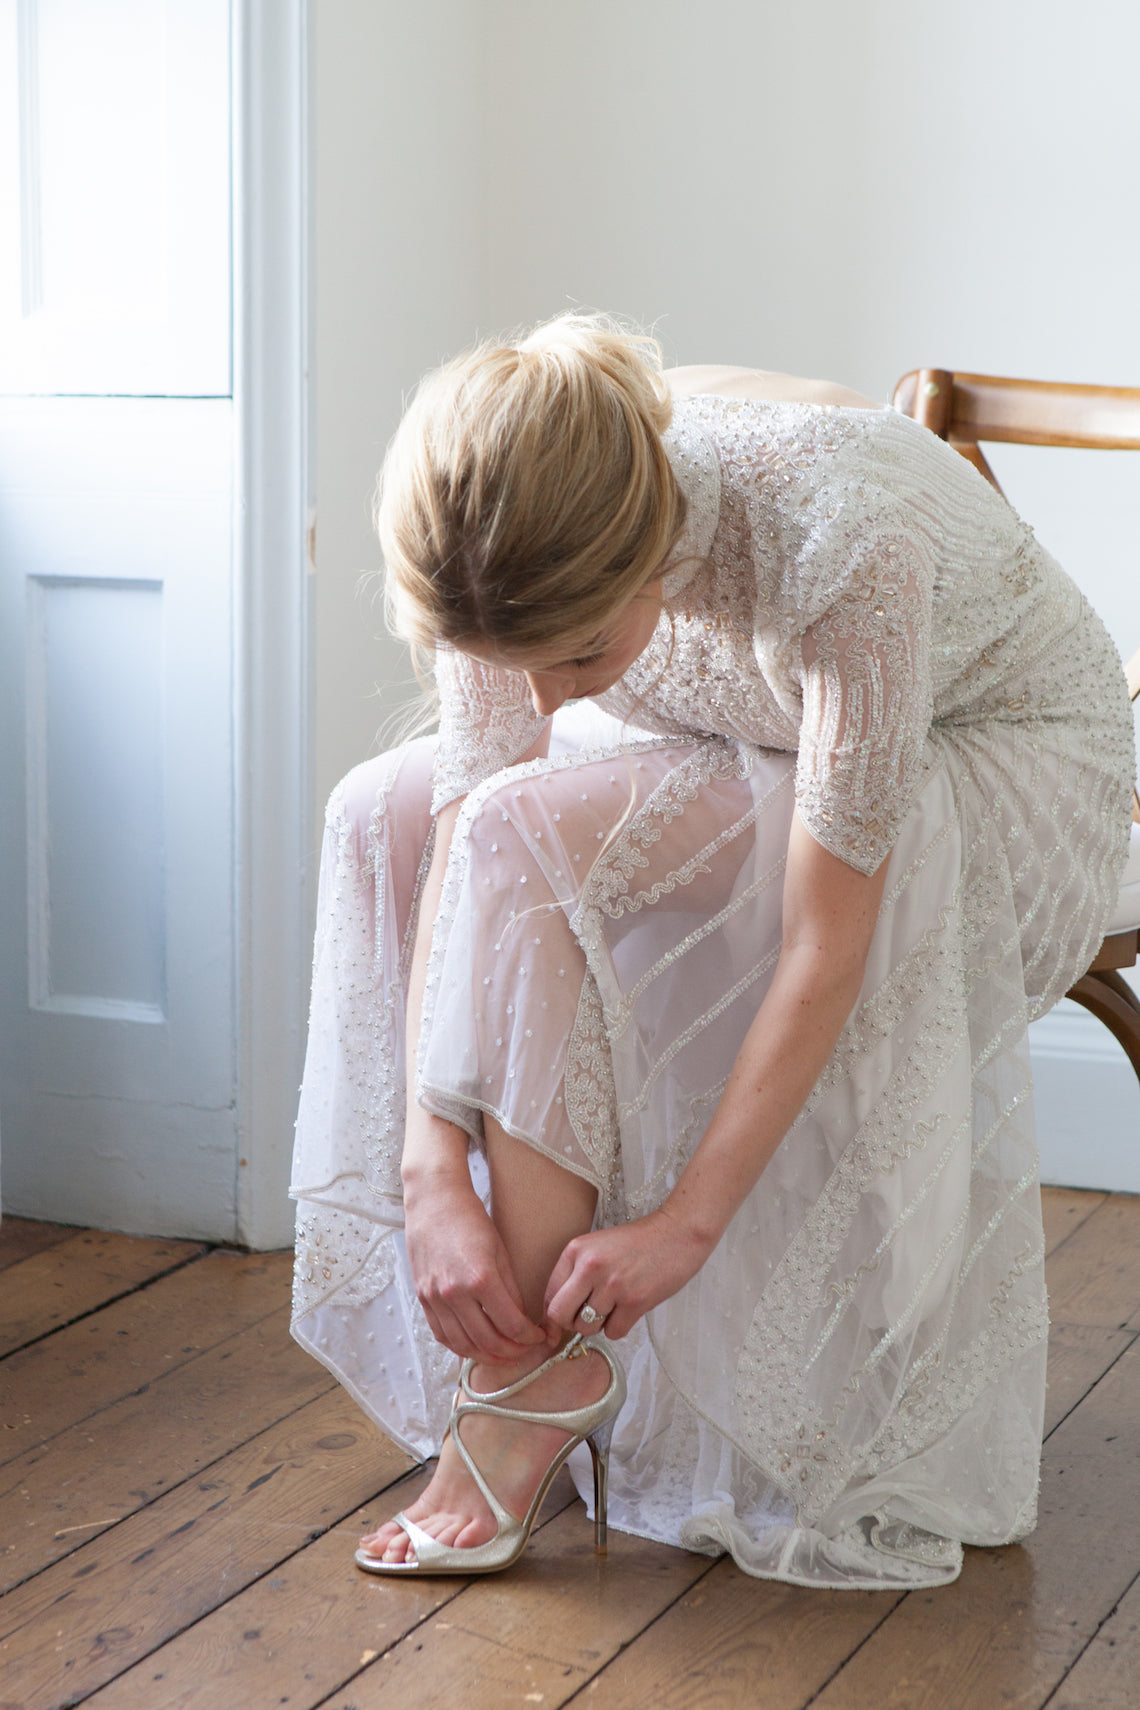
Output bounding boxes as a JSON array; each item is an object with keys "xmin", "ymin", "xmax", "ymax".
[
  {"xmin": 365, "ymin": 1532, "xmax": 401, "ymax": 1559},
  {"xmin": 358, "ymin": 1527, "xmax": 415, "ymax": 1566},
  {"xmin": 455, "ymin": 1515, "xmax": 491, "ymax": 1549},
  {"xmin": 432, "ymin": 1515, "xmax": 465, "ymax": 1549},
  {"xmin": 358, "ymin": 1521, "xmax": 411, "ymax": 1564}
]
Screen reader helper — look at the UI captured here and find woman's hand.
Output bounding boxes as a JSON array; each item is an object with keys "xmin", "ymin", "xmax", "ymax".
[
  {"xmin": 542, "ymin": 1209, "xmax": 713, "ymax": 1342},
  {"xmin": 404, "ymin": 1173, "xmax": 548, "ymax": 1363}
]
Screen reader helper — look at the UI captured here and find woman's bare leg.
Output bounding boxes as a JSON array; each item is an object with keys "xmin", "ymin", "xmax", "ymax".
[
  {"xmin": 358, "ymin": 1126, "xmax": 611, "ymax": 1564},
  {"xmin": 483, "ymin": 1124, "xmax": 598, "ymax": 1320}
]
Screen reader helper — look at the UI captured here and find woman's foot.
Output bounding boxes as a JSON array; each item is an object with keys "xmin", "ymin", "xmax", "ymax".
[{"xmin": 358, "ymin": 1341, "xmax": 613, "ymax": 1566}]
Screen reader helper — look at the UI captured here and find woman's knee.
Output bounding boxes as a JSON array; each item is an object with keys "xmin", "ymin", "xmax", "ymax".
[
  {"xmin": 332, "ymin": 737, "xmax": 437, "ymax": 891},
  {"xmin": 463, "ymin": 758, "xmax": 642, "ymax": 892}
]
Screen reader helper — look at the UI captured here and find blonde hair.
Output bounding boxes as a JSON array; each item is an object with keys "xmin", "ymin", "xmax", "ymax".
[{"xmin": 376, "ymin": 312, "xmax": 685, "ymax": 661}]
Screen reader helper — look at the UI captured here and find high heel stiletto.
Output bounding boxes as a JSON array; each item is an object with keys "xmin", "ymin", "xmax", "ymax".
[{"xmin": 354, "ymin": 1333, "xmax": 625, "ymax": 1575}]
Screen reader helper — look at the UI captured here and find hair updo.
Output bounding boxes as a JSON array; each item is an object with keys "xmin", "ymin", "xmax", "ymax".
[{"xmin": 376, "ymin": 312, "xmax": 685, "ymax": 661}]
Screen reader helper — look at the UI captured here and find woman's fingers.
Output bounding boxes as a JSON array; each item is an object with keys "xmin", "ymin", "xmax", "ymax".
[
  {"xmin": 542, "ymin": 1244, "xmax": 576, "ymax": 1319},
  {"xmin": 546, "ymin": 1274, "xmax": 621, "ymax": 1335},
  {"xmin": 406, "ymin": 1181, "xmax": 547, "ymax": 1360},
  {"xmin": 544, "ymin": 1235, "xmax": 625, "ymax": 1332},
  {"xmin": 423, "ymin": 1288, "xmax": 527, "ymax": 1363},
  {"xmin": 449, "ymin": 1289, "xmax": 543, "ymax": 1363},
  {"xmin": 423, "ymin": 1248, "xmax": 546, "ymax": 1362},
  {"xmin": 543, "ymin": 1214, "xmax": 709, "ymax": 1342},
  {"xmin": 419, "ymin": 1298, "xmax": 477, "ymax": 1361},
  {"xmin": 463, "ymin": 1238, "xmax": 548, "ymax": 1356},
  {"xmin": 598, "ymin": 1300, "xmax": 636, "ymax": 1341}
]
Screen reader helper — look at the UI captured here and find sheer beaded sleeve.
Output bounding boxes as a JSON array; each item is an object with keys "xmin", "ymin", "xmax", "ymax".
[
  {"xmin": 431, "ymin": 648, "xmax": 548, "ymax": 814},
  {"xmin": 789, "ymin": 489, "xmax": 936, "ymax": 875}
]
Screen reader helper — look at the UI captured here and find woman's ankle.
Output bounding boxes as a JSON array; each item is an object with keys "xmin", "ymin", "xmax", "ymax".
[
  {"xmin": 472, "ymin": 1331, "xmax": 589, "ymax": 1393},
  {"xmin": 471, "ymin": 1342, "xmax": 552, "ymax": 1391}
]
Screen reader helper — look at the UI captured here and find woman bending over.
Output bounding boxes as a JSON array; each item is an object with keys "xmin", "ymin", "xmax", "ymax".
[{"xmin": 290, "ymin": 315, "xmax": 1131, "ymax": 1588}]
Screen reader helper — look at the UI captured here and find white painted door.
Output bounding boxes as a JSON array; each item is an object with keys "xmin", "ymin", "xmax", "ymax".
[{"xmin": 0, "ymin": 0, "xmax": 239, "ymax": 1237}]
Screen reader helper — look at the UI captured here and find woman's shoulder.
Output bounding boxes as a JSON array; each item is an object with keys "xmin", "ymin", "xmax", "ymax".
[
  {"xmin": 667, "ymin": 379, "xmax": 952, "ymax": 509},
  {"xmin": 665, "ymin": 373, "xmax": 902, "ymax": 485},
  {"xmin": 665, "ymin": 365, "xmax": 883, "ymax": 412}
]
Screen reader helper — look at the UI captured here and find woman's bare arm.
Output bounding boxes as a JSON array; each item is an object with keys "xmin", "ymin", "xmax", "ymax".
[
  {"xmin": 400, "ymin": 736, "xmax": 554, "ymax": 1361},
  {"xmin": 665, "ymin": 363, "xmax": 882, "ymax": 411}
]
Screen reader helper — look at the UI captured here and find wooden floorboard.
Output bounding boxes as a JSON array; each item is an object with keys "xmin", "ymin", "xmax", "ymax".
[
  {"xmin": 0, "ymin": 1248, "xmax": 294, "ymax": 1468},
  {"xmin": 0, "ymin": 1387, "xmax": 413, "ymax": 1708},
  {"xmin": 539, "ymin": 1561, "xmax": 902, "ymax": 1710},
  {"xmin": 0, "ymin": 1186, "xmax": 1136, "ymax": 1710},
  {"xmin": 80, "ymin": 1471, "xmax": 579, "ymax": 1710},
  {"xmin": 332, "ymin": 1502, "xmax": 717, "ymax": 1710},
  {"xmin": 0, "ymin": 1217, "xmax": 81, "ymax": 1274},
  {"xmin": 1046, "ymin": 1566, "xmax": 1140, "ymax": 1710},
  {"xmin": 808, "ymin": 1340, "xmax": 1140, "ymax": 1710},
  {"xmin": 1041, "ymin": 1191, "xmax": 1140, "ymax": 1329},
  {"xmin": 0, "ymin": 1229, "xmax": 206, "ymax": 1358},
  {"xmin": 1039, "ymin": 1186, "xmax": 1106, "ymax": 1256},
  {"xmin": 0, "ymin": 1306, "xmax": 335, "ymax": 1592}
]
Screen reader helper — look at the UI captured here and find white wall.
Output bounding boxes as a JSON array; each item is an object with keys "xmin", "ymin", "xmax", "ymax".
[
  {"xmin": 482, "ymin": 1, "xmax": 1140, "ymax": 387},
  {"xmin": 316, "ymin": 0, "xmax": 1140, "ymax": 1188},
  {"xmin": 314, "ymin": 0, "xmax": 488, "ymax": 807}
]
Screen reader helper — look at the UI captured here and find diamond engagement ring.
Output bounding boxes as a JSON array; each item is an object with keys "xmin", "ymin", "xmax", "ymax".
[{"xmin": 579, "ymin": 1304, "xmax": 605, "ymax": 1327}]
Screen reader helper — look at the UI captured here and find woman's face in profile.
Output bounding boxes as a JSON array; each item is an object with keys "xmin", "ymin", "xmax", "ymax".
[{"xmin": 461, "ymin": 577, "xmax": 665, "ymax": 718}]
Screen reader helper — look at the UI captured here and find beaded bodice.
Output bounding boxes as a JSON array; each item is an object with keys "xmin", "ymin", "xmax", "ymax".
[{"xmin": 432, "ymin": 394, "xmax": 1130, "ymax": 873}]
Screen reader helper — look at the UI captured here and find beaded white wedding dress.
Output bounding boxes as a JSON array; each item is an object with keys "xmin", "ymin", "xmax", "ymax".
[{"xmin": 290, "ymin": 395, "xmax": 1132, "ymax": 1588}]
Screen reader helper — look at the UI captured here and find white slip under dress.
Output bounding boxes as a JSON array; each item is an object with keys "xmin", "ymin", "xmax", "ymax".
[{"xmin": 289, "ymin": 394, "xmax": 1133, "ymax": 1590}]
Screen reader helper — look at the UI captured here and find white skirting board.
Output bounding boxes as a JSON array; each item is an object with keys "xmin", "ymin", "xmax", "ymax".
[{"xmin": 1030, "ymin": 993, "xmax": 1140, "ymax": 1194}]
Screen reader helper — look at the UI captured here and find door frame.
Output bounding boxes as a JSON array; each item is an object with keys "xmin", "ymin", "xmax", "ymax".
[{"xmin": 233, "ymin": 0, "xmax": 313, "ymax": 1248}]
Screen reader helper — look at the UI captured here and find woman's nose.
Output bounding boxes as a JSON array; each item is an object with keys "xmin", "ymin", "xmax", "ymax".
[{"xmin": 525, "ymin": 670, "xmax": 573, "ymax": 717}]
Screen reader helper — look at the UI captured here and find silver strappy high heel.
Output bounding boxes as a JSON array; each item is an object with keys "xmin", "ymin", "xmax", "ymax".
[{"xmin": 355, "ymin": 1333, "xmax": 625, "ymax": 1575}]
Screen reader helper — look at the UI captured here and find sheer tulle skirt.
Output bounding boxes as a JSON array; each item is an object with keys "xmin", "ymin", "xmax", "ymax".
[{"xmin": 290, "ymin": 697, "xmax": 1128, "ymax": 1590}]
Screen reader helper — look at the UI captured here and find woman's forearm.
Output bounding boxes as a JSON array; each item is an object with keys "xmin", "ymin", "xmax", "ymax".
[
  {"xmin": 542, "ymin": 816, "xmax": 890, "ymax": 1341},
  {"xmin": 401, "ymin": 796, "xmax": 472, "ymax": 1202},
  {"xmin": 543, "ymin": 936, "xmax": 874, "ymax": 1339},
  {"xmin": 398, "ymin": 785, "xmax": 551, "ymax": 1355}
]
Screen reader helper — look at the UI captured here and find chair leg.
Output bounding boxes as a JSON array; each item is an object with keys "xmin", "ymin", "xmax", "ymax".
[{"xmin": 1066, "ymin": 969, "xmax": 1140, "ymax": 1086}]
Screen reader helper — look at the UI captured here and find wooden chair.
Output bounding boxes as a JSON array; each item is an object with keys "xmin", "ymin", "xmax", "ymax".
[{"xmin": 893, "ymin": 368, "xmax": 1140, "ymax": 1082}]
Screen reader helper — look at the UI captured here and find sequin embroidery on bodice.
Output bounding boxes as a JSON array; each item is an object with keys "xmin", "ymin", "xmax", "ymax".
[{"xmin": 433, "ymin": 393, "xmax": 1133, "ymax": 877}]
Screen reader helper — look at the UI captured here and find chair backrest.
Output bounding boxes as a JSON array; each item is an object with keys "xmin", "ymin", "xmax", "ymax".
[
  {"xmin": 893, "ymin": 367, "xmax": 1140, "ymax": 813},
  {"xmin": 893, "ymin": 368, "xmax": 1140, "ymax": 496}
]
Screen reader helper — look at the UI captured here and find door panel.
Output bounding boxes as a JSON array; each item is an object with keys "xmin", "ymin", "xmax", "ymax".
[
  {"xmin": 0, "ymin": 0, "xmax": 230, "ymax": 395},
  {"xmin": 0, "ymin": 399, "xmax": 235, "ymax": 1233},
  {"xmin": 0, "ymin": 0, "xmax": 236, "ymax": 1236},
  {"xmin": 27, "ymin": 575, "xmax": 166, "ymax": 1021}
]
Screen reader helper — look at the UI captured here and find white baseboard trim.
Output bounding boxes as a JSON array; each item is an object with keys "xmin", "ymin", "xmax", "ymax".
[{"xmin": 1029, "ymin": 999, "xmax": 1140, "ymax": 1193}]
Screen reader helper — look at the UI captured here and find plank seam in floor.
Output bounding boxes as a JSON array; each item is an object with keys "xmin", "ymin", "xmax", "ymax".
[
  {"xmin": 1041, "ymin": 1324, "xmax": 1139, "ymax": 1443},
  {"xmin": 0, "ymin": 1244, "xmax": 216, "ymax": 1362},
  {"xmin": 0, "ymin": 1377, "xmax": 361, "ymax": 1597},
  {"xmin": 553, "ymin": 1554, "xmax": 724, "ymax": 1708},
  {"xmin": 56, "ymin": 1472, "xmax": 457, "ymax": 1708},
  {"xmin": 100, "ymin": 1472, "xmax": 576, "ymax": 1710},
  {"xmin": 798, "ymin": 1593, "xmax": 912, "ymax": 1709},
  {"xmin": 0, "ymin": 1285, "xmax": 305, "ymax": 1475},
  {"xmin": 1036, "ymin": 1561, "xmax": 1140, "ymax": 1710},
  {"xmin": 6, "ymin": 1199, "xmax": 1138, "ymax": 1710},
  {"xmin": 305, "ymin": 1586, "xmax": 488, "ymax": 1710}
]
